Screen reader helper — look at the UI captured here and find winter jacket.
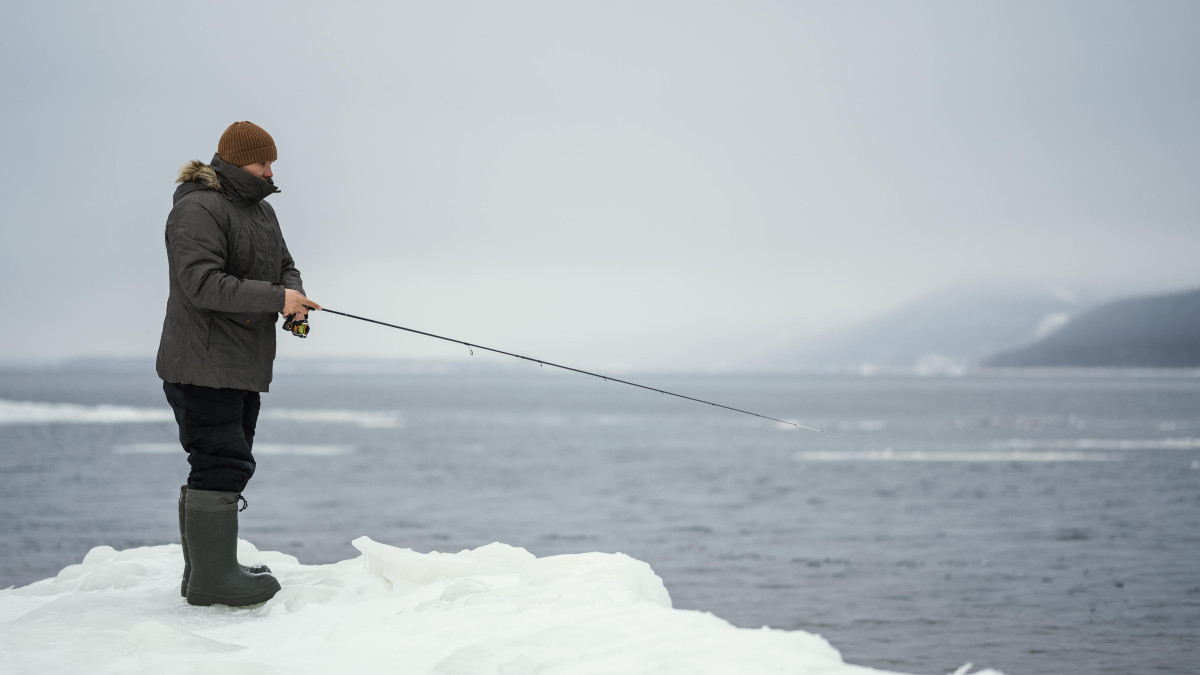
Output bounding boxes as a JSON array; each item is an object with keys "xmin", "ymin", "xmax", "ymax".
[{"xmin": 156, "ymin": 154, "xmax": 305, "ymax": 392}]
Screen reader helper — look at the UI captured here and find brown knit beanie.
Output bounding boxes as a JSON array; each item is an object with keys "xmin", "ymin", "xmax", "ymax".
[{"xmin": 217, "ymin": 121, "xmax": 277, "ymax": 166}]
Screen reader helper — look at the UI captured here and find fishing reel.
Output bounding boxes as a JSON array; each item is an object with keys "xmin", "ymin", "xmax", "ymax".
[{"xmin": 282, "ymin": 313, "xmax": 309, "ymax": 338}]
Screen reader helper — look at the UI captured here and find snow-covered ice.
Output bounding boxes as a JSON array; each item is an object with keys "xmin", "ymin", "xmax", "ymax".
[
  {"xmin": 0, "ymin": 537, "xmax": 990, "ymax": 675},
  {"xmin": 793, "ymin": 449, "xmax": 1122, "ymax": 463},
  {"xmin": 111, "ymin": 442, "xmax": 356, "ymax": 456},
  {"xmin": 0, "ymin": 398, "xmax": 401, "ymax": 429}
]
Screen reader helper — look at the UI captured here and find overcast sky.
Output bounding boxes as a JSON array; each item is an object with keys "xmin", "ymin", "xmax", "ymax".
[{"xmin": 1, "ymin": 1, "xmax": 1196, "ymax": 370}]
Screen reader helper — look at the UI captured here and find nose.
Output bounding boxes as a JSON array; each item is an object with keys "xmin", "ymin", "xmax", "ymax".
[{"xmin": 263, "ymin": 162, "xmax": 273, "ymax": 179}]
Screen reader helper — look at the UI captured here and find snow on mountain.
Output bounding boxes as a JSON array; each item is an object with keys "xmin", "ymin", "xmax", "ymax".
[
  {"xmin": 986, "ymin": 286, "xmax": 1200, "ymax": 367},
  {"xmin": 768, "ymin": 279, "xmax": 1090, "ymax": 372}
]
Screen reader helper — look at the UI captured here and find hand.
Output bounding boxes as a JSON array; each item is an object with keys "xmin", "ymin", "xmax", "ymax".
[{"xmin": 283, "ymin": 289, "xmax": 322, "ymax": 319}]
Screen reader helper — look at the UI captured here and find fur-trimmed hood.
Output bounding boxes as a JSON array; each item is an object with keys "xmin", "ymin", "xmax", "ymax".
[
  {"xmin": 173, "ymin": 154, "xmax": 279, "ymax": 205},
  {"xmin": 176, "ymin": 159, "xmax": 221, "ymax": 190}
]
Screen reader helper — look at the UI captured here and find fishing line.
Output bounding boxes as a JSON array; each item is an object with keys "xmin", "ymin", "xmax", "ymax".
[{"xmin": 311, "ymin": 307, "xmax": 824, "ymax": 433}]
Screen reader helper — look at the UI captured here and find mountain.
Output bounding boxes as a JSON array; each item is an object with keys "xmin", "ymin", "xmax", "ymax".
[
  {"xmin": 773, "ymin": 279, "xmax": 1091, "ymax": 371},
  {"xmin": 986, "ymin": 286, "xmax": 1200, "ymax": 368}
]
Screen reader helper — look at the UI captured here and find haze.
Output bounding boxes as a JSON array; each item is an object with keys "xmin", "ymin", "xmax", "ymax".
[{"xmin": 2, "ymin": 1, "xmax": 1196, "ymax": 370}]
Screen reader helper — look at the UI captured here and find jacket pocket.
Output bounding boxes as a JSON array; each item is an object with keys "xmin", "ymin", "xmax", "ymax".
[{"xmin": 207, "ymin": 315, "xmax": 254, "ymax": 367}]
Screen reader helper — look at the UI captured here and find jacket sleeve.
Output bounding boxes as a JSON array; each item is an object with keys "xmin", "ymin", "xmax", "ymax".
[
  {"xmin": 166, "ymin": 199, "xmax": 285, "ymax": 314},
  {"xmin": 279, "ymin": 236, "xmax": 306, "ymax": 295}
]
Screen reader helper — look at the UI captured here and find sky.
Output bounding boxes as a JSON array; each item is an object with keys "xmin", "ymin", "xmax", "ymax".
[{"xmin": 1, "ymin": 1, "xmax": 1197, "ymax": 370}]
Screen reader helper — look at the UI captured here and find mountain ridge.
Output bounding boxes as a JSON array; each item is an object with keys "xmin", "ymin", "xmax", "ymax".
[
  {"xmin": 986, "ymin": 286, "xmax": 1200, "ymax": 368},
  {"xmin": 767, "ymin": 279, "xmax": 1093, "ymax": 371}
]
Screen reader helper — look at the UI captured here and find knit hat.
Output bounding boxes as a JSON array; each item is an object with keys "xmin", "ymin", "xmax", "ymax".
[{"xmin": 217, "ymin": 121, "xmax": 277, "ymax": 166}]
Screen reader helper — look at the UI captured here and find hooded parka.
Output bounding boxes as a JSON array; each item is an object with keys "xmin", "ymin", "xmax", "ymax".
[{"xmin": 156, "ymin": 154, "xmax": 305, "ymax": 392}]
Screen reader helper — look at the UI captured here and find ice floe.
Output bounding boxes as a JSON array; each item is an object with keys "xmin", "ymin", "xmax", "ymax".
[
  {"xmin": 0, "ymin": 398, "xmax": 400, "ymax": 429},
  {"xmin": 0, "ymin": 537, "xmax": 997, "ymax": 675}
]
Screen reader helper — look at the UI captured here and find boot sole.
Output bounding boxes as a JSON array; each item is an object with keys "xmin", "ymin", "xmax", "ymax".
[{"xmin": 187, "ymin": 577, "xmax": 281, "ymax": 607}]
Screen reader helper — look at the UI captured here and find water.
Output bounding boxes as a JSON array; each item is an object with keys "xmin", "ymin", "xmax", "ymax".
[{"xmin": 1, "ymin": 365, "xmax": 1198, "ymax": 674}]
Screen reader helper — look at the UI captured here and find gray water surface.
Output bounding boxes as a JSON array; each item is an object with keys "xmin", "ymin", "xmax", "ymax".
[{"xmin": 1, "ymin": 367, "xmax": 1198, "ymax": 674}]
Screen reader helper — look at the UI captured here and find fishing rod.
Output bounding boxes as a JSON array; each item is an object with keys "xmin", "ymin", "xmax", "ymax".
[{"xmin": 288, "ymin": 307, "xmax": 823, "ymax": 433}]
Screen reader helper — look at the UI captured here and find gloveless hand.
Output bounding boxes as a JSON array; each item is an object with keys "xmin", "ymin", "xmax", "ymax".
[{"xmin": 283, "ymin": 289, "xmax": 322, "ymax": 319}]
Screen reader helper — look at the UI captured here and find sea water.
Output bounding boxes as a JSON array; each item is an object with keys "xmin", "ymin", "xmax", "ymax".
[{"xmin": 0, "ymin": 365, "xmax": 1197, "ymax": 674}]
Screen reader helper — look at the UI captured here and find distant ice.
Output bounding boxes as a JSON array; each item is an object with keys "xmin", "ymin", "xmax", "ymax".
[
  {"xmin": 794, "ymin": 449, "xmax": 1121, "ymax": 463},
  {"xmin": 914, "ymin": 355, "xmax": 969, "ymax": 377},
  {"xmin": 0, "ymin": 399, "xmax": 172, "ymax": 425},
  {"xmin": 0, "ymin": 399, "xmax": 401, "ymax": 429},
  {"xmin": 262, "ymin": 408, "xmax": 402, "ymax": 429},
  {"xmin": 0, "ymin": 538, "xmax": 988, "ymax": 675},
  {"xmin": 790, "ymin": 437, "xmax": 1200, "ymax": 463},
  {"xmin": 112, "ymin": 443, "xmax": 355, "ymax": 456},
  {"xmin": 991, "ymin": 437, "xmax": 1200, "ymax": 451},
  {"xmin": 835, "ymin": 420, "xmax": 889, "ymax": 432}
]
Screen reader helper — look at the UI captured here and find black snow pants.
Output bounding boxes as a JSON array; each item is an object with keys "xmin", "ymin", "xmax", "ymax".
[{"xmin": 163, "ymin": 382, "xmax": 261, "ymax": 494}]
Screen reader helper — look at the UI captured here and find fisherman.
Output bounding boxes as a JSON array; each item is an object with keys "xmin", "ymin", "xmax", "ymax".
[{"xmin": 157, "ymin": 121, "xmax": 321, "ymax": 606}]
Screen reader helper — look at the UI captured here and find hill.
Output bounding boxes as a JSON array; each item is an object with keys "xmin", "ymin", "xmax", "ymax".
[
  {"xmin": 986, "ymin": 287, "xmax": 1200, "ymax": 367},
  {"xmin": 772, "ymin": 280, "xmax": 1090, "ymax": 371}
]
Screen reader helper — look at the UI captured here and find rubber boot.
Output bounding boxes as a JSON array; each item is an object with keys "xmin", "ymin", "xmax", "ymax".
[
  {"xmin": 184, "ymin": 489, "xmax": 280, "ymax": 606},
  {"xmin": 178, "ymin": 486, "xmax": 271, "ymax": 597}
]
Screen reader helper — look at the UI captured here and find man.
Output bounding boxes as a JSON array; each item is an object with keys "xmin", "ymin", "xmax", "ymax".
[{"xmin": 157, "ymin": 121, "xmax": 320, "ymax": 606}]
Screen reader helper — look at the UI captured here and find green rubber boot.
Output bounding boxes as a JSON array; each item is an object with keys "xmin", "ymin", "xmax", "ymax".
[
  {"xmin": 184, "ymin": 489, "xmax": 280, "ymax": 607},
  {"xmin": 178, "ymin": 486, "xmax": 270, "ymax": 597}
]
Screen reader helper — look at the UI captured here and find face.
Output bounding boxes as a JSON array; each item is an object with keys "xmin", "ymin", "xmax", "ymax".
[{"xmin": 239, "ymin": 160, "xmax": 274, "ymax": 180}]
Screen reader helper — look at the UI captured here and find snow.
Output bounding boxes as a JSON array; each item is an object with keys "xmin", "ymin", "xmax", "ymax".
[
  {"xmin": 990, "ymin": 437, "xmax": 1200, "ymax": 451},
  {"xmin": 0, "ymin": 398, "xmax": 172, "ymax": 425},
  {"xmin": 0, "ymin": 537, "xmax": 991, "ymax": 675},
  {"xmin": 0, "ymin": 398, "xmax": 400, "ymax": 429},
  {"xmin": 112, "ymin": 443, "xmax": 356, "ymax": 456},
  {"xmin": 1033, "ymin": 312, "xmax": 1071, "ymax": 340},
  {"xmin": 794, "ymin": 449, "xmax": 1121, "ymax": 463}
]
